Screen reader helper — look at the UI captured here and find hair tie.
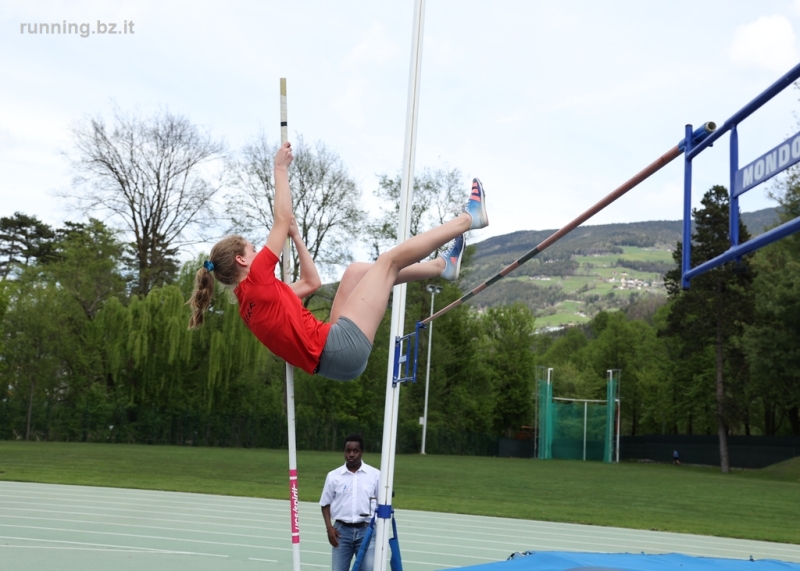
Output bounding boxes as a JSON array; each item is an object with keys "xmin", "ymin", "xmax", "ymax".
[{"xmin": 203, "ymin": 260, "xmax": 215, "ymax": 272}]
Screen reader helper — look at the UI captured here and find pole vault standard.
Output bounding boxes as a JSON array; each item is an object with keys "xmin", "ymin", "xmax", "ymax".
[
  {"xmin": 420, "ymin": 122, "xmax": 716, "ymax": 326},
  {"xmin": 374, "ymin": 2, "xmax": 426, "ymax": 571},
  {"xmin": 280, "ymin": 78, "xmax": 302, "ymax": 571}
]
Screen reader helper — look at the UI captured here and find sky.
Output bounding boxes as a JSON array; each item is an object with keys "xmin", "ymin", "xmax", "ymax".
[{"xmin": 2, "ymin": 0, "xmax": 800, "ymax": 269}]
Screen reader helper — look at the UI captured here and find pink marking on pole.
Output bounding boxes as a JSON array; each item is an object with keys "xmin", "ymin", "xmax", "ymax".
[{"xmin": 289, "ymin": 470, "xmax": 300, "ymax": 542}]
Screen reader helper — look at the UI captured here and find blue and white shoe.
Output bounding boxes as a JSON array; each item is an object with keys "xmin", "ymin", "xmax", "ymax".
[
  {"xmin": 465, "ymin": 178, "xmax": 489, "ymax": 230},
  {"xmin": 440, "ymin": 234, "xmax": 465, "ymax": 281}
]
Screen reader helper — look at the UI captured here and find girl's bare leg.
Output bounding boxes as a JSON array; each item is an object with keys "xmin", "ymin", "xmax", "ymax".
[
  {"xmin": 330, "ymin": 258, "xmax": 445, "ymax": 324},
  {"xmin": 335, "ymin": 213, "xmax": 471, "ymax": 342}
]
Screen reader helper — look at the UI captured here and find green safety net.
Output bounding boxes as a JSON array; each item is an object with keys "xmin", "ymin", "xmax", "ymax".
[{"xmin": 537, "ymin": 380, "xmax": 616, "ymax": 462}]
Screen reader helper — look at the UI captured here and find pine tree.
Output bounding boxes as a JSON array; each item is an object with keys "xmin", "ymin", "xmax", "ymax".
[
  {"xmin": 663, "ymin": 185, "xmax": 755, "ymax": 472},
  {"xmin": 0, "ymin": 213, "xmax": 55, "ymax": 279}
]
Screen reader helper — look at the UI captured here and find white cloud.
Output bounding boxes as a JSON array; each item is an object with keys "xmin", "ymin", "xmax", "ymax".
[
  {"xmin": 791, "ymin": 0, "xmax": 800, "ymax": 17},
  {"xmin": 340, "ymin": 23, "xmax": 398, "ymax": 71},
  {"xmin": 729, "ymin": 15, "xmax": 798, "ymax": 73}
]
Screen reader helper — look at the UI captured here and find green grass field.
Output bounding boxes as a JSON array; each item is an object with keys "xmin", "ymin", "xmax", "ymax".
[
  {"xmin": 535, "ymin": 312, "xmax": 591, "ymax": 328},
  {"xmin": 1, "ymin": 442, "xmax": 798, "ymax": 545}
]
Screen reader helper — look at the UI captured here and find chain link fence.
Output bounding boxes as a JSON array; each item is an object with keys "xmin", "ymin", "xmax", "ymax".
[{"xmin": 0, "ymin": 398, "xmax": 498, "ymax": 456}]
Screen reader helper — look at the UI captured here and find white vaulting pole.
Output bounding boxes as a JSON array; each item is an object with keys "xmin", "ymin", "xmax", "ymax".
[
  {"xmin": 374, "ymin": 2, "xmax": 426, "ymax": 571},
  {"xmin": 280, "ymin": 78, "xmax": 301, "ymax": 571}
]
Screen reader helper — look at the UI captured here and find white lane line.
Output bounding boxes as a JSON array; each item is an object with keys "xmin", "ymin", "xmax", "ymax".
[
  {"xmin": 0, "ymin": 523, "xmax": 290, "ymax": 551},
  {"xmin": 8, "ymin": 487, "xmax": 325, "ymax": 512},
  {"xmin": 396, "ymin": 511, "xmax": 800, "ymax": 549},
  {"xmin": 392, "ymin": 518, "xmax": 800, "ymax": 555},
  {"xmin": 299, "ymin": 563, "xmax": 328, "ymax": 567},
  {"xmin": 403, "ymin": 560, "xmax": 459, "ymax": 568},
  {"xmin": 0, "ymin": 484, "xmax": 290, "ymax": 508},
  {"xmin": 0, "ymin": 495, "xmax": 280, "ymax": 519},
  {"xmin": 0, "ymin": 491, "xmax": 287, "ymax": 512},
  {"xmin": 3, "ymin": 482, "xmax": 799, "ymax": 564},
  {"xmin": 385, "ymin": 516, "xmax": 800, "ymax": 555},
  {"xmin": 0, "ymin": 506, "xmax": 291, "ymax": 533},
  {"xmin": 408, "ymin": 549, "xmax": 496, "ymax": 562},
  {"xmin": 248, "ymin": 557, "xmax": 279, "ymax": 562},
  {"xmin": 0, "ymin": 514, "xmax": 330, "ymax": 546},
  {"xmin": 1, "ymin": 525, "xmax": 335, "ymax": 558},
  {"xmin": 395, "ymin": 530, "xmax": 800, "ymax": 559},
  {"xmin": 0, "ymin": 546, "xmax": 162, "ymax": 553},
  {"xmin": 0, "ymin": 499, "xmax": 276, "ymax": 524},
  {"xmin": 0, "ymin": 535, "xmax": 228, "ymax": 557}
]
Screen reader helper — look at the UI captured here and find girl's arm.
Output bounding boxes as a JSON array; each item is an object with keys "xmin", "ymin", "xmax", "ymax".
[
  {"xmin": 287, "ymin": 217, "xmax": 322, "ymax": 299},
  {"xmin": 265, "ymin": 142, "xmax": 294, "ymax": 257}
]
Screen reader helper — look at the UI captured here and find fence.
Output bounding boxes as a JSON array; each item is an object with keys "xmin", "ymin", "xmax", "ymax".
[
  {"xmin": 621, "ymin": 435, "xmax": 800, "ymax": 468},
  {"xmin": 0, "ymin": 398, "xmax": 497, "ymax": 456}
]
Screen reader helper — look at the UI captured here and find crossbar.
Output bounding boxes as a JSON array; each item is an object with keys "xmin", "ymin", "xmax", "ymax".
[{"xmin": 421, "ymin": 122, "xmax": 714, "ymax": 325}]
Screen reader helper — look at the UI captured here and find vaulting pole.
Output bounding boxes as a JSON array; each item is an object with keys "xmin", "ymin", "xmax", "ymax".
[
  {"xmin": 281, "ymin": 77, "xmax": 301, "ymax": 571},
  {"xmin": 375, "ymin": 2, "xmax": 426, "ymax": 571},
  {"xmin": 421, "ymin": 122, "xmax": 716, "ymax": 325}
]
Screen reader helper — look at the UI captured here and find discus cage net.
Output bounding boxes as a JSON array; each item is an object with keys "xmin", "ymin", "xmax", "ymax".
[{"xmin": 536, "ymin": 367, "xmax": 621, "ymax": 462}]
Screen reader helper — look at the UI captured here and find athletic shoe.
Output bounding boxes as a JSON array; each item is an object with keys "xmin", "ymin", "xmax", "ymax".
[
  {"xmin": 465, "ymin": 178, "xmax": 489, "ymax": 230},
  {"xmin": 440, "ymin": 234, "xmax": 465, "ymax": 281}
]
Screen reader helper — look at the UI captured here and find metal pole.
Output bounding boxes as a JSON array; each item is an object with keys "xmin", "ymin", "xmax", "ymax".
[
  {"xmin": 616, "ymin": 399, "xmax": 621, "ymax": 463},
  {"xmin": 280, "ymin": 77, "xmax": 301, "ymax": 571},
  {"xmin": 545, "ymin": 368, "xmax": 552, "ymax": 460},
  {"xmin": 681, "ymin": 124, "xmax": 694, "ymax": 289},
  {"xmin": 421, "ymin": 285, "xmax": 440, "ymax": 454},
  {"xmin": 583, "ymin": 401, "xmax": 587, "ymax": 461},
  {"xmin": 730, "ymin": 125, "xmax": 740, "ymax": 249},
  {"xmin": 375, "ymin": 2, "xmax": 426, "ymax": 570},
  {"xmin": 616, "ymin": 371, "xmax": 622, "ymax": 464}
]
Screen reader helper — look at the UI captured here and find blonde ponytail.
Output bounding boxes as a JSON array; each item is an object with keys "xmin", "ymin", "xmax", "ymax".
[{"xmin": 187, "ymin": 235, "xmax": 248, "ymax": 329}]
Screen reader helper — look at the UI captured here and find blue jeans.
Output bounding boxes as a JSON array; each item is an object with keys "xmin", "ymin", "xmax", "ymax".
[{"xmin": 332, "ymin": 522, "xmax": 374, "ymax": 571}]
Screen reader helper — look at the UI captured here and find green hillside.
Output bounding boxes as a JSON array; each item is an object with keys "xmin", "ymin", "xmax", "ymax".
[{"xmin": 464, "ymin": 207, "xmax": 780, "ymax": 327}]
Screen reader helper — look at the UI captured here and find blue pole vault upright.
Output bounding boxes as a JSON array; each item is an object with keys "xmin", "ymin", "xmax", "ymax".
[{"xmin": 681, "ymin": 61, "xmax": 800, "ymax": 288}]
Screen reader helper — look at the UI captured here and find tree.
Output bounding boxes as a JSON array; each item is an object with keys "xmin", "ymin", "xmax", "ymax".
[
  {"xmin": 225, "ymin": 133, "xmax": 367, "ymax": 285},
  {"xmin": 3, "ymin": 276, "xmax": 84, "ymax": 440},
  {"xmin": 64, "ymin": 105, "xmax": 226, "ymax": 296},
  {"xmin": 45, "ymin": 219, "xmax": 127, "ymax": 320},
  {"xmin": 366, "ymin": 167, "xmax": 464, "ymax": 258},
  {"xmin": 663, "ymin": 185, "xmax": 755, "ymax": 472},
  {"xmin": 742, "ymin": 169, "xmax": 800, "ymax": 435},
  {"xmin": 0, "ymin": 213, "xmax": 55, "ymax": 279},
  {"xmin": 481, "ymin": 304, "xmax": 536, "ymax": 436}
]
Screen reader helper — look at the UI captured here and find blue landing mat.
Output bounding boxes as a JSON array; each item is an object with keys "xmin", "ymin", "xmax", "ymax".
[{"xmin": 456, "ymin": 551, "xmax": 800, "ymax": 571}]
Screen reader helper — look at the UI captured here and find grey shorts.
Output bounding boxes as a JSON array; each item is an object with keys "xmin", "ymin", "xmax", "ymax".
[{"xmin": 316, "ymin": 317, "xmax": 373, "ymax": 381}]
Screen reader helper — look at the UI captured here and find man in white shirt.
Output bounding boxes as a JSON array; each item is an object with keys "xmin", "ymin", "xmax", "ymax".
[{"xmin": 320, "ymin": 434, "xmax": 380, "ymax": 571}]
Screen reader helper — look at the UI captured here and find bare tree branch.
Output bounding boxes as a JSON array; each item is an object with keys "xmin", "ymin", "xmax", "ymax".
[
  {"xmin": 61, "ymin": 105, "xmax": 226, "ymax": 295},
  {"xmin": 366, "ymin": 167, "xmax": 465, "ymax": 259},
  {"xmin": 224, "ymin": 133, "xmax": 367, "ymax": 283}
]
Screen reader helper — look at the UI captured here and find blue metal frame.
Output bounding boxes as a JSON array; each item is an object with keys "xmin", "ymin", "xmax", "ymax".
[
  {"xmin": 391, "ymin": 322, "xmax": 426, "ymax": 387},
  {"xmin": 351, "ymin": 506, "xmax": 403, "ymax": 571},
  {"xmin": 681, "ymin": 61, "xmax": 800, "ymax": 288}
]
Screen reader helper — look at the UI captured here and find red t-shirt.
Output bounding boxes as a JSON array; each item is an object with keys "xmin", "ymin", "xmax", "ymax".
[{"xmin": 235, "ymin": 248, "xmax": 331, "ymax": 374}]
